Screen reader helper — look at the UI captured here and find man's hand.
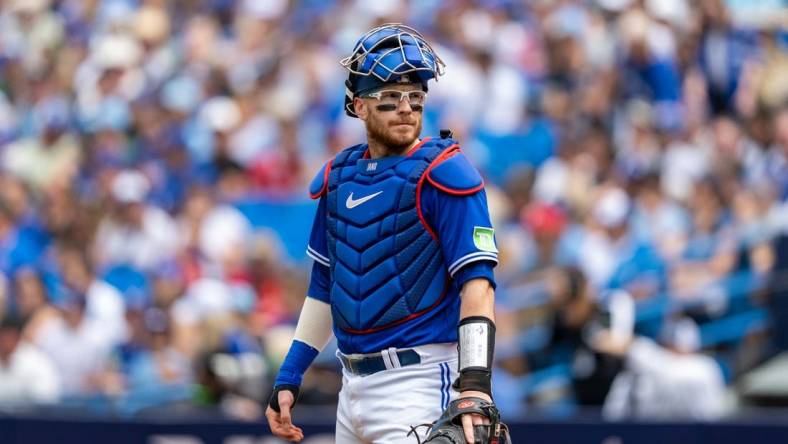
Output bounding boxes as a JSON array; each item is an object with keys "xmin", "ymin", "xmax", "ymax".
[
  {"xmin": 590, "ymin": 330, "xmax": 632, "ymax": 357},
  {"xmin": 265, "ymin": 390, "xmax": 304, "ymax": 442},
  {"xmin": 458, "ymin": 390, "xmax": 492, "ymax": 443}
]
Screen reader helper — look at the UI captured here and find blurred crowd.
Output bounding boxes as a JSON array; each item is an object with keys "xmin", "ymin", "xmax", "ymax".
[{"xmin": 0, "ymin": 0, "xmax": 786, "ymax": 422}]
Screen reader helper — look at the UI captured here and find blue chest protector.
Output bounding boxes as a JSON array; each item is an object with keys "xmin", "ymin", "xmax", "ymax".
[{"xmin": 313, "ymin": 137, "xmax": 460, "ymax": 334}]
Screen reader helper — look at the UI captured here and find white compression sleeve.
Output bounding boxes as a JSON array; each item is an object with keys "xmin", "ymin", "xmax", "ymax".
[{"xmin": 293, "ymin": 296, "xmax": 333, "ymax": 351}]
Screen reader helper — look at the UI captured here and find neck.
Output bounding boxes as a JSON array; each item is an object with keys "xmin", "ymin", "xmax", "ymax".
[{"xmin": 367, "ymin": 138, "xmax": 420, "ymax": 159}]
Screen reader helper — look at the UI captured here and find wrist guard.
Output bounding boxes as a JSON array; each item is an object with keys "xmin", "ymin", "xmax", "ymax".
[
  {"xmin": 453, "ymin": 316, "xmax": 495, "ymax": 396},
  {"xmin": 268, "ymin": 384, "xmax": 300, "ymax": 413}
]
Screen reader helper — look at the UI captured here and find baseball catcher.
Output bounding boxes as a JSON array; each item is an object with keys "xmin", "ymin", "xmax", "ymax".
[{"xmin": 266, "ymin": 23, "xmax": 507, "ymax": 443}]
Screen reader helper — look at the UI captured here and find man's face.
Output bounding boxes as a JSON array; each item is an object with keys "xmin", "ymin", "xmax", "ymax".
[
  {"xmin": 119, "ymin": 201, "xmax": 145, "ymax": 226},
  {"xmin": 0, "ymin": 327, "xmax": 19, "ymax": 360},
  {"xmin": 355, "ymin": 84, "xmax": 424, "ymax": 153}
]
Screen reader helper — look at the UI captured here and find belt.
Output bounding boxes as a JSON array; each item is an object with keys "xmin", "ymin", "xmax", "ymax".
[{"xmin": 339, "ymin": 349, "xmax": 421, "ymax": 376}]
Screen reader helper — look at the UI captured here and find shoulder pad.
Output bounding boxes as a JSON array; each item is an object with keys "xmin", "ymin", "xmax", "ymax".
[
  {"xmin": 427, "ymin": 150, "xmax": 484, "ymax": 195},
  {"xmin": 309, "ymin": 160, "xmax": 332, "ymax": 199},
  {"xmin": 423, "ymin": 136, "xmax": 458, "ymax": 151}
]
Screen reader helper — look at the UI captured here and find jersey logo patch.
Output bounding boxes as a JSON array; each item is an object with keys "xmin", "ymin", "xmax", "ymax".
[
  {"xmin": 346, "ymin": 191, "xmax": 383, "ymax": 209},
  {"xmin": 472, "ymin": 227, "xmax": 497, "ymax": 253}
]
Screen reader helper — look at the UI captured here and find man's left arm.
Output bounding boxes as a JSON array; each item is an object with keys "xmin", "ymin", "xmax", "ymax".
[
  {"xmin": 421, "ymin": 148, "xmax": 501, "ymax": 442},
  {"xmin": 457, "ymin": 277, "xmax": 496, "ymax": 442}
]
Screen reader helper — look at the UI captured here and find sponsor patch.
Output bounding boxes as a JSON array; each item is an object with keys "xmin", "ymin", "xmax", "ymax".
[{"xmin": 472, "ymin": 227, "xmax": 497, "ymax": 253}]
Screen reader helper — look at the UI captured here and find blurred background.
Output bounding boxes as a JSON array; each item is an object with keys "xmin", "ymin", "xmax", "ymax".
[{"xmin": 0, "ymin": 0, "xmax": 787, "ymax": 442}]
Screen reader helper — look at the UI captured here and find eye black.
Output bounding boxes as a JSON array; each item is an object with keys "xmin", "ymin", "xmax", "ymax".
[{"xmin": 374, "ymin": 104, "xmax": 423, "ymax": 112}]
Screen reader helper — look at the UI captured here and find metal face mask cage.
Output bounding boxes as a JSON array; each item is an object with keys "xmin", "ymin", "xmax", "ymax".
[{"xmin": 341, "ymin": 23, "xmax": 445, "ymax": 118}]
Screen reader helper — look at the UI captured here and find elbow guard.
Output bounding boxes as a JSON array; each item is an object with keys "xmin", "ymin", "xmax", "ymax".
[{"xmin": 453, "ymin": 316, "xmax": 495, "ymax": 397}]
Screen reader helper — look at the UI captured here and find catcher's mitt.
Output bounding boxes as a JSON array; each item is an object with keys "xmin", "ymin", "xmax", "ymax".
[{"xmin": 408, "ymin": 397, "xmax": 511, "ymax": 444}]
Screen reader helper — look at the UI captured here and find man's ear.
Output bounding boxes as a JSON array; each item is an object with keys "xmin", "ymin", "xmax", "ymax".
[{"xmin": 353, "ymin": 97, "xmax": 368, "ymax": 120}]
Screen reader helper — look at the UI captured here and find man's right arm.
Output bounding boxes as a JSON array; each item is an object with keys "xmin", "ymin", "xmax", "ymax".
[
  {"xmin": 266, "ymin": 196, "xmax": 333, "ymax": 442},
  {"xmin": 265, "ymin": 291, "xmax": 333, "ymax": 441}
]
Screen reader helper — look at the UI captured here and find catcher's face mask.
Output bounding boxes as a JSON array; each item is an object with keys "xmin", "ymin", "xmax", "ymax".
[{"xmin": 341, "ymin": 23, "xmax": 445, "ymax": 118}]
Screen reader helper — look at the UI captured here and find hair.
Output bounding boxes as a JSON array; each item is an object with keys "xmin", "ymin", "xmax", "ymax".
[
  {"xmin": 0, "ymin": 199, "xmax": 14, "ymax": 222},
  {"xmin": 0, "ymin": 314, "xmax": 26, "ymax": 332},
  {"xmin": 563, "ymin": 266, "xmax": 587, "ymax": 301}
]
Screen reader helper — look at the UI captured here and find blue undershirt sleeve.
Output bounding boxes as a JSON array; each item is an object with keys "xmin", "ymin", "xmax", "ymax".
[
  {"xmin": 306, "ymin": 197, "xmax": 330, "ymax": 267},
  {"xmin": 307, "ymin": 262, "xmax": 331, "ymax": 303},
  {"xmin": 453, "ymin": 261, "xmax": 497, "ymax": 290}
]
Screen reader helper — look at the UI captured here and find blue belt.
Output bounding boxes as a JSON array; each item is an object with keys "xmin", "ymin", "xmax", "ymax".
[{"xmin": 339, "ymin": 349, "xmax": 421, "ymax": 376}]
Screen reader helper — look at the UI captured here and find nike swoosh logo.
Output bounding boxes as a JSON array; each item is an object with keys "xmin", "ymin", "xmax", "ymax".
[{"xmin": 346, "ymin": 191, "xmax": 383, "ymax": 209}]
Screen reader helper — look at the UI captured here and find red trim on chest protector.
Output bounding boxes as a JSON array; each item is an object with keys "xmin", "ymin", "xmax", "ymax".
[
  {"xmin": 415, "ymin": 144, "xmax": 461, "ymax": 241},
  {"xmin": 426, "ymin": 175, "xmax": 485, "ymax": 196},
  {"xmin": 309, "ymin": 159, "xmax": 333, "ymax": 199},
  {"xmin": 340, "ymin": 277, "xmax": 450, "ymax": 334}
]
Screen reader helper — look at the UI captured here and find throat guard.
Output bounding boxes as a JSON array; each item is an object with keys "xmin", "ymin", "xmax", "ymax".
[{"xmin": 322, "ymin": 137, "xmax": 459, "ymax": 333}]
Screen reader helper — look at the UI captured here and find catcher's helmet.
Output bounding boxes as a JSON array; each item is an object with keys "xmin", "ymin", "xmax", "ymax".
[{"xmin": 340, "ymin": 23, "xmax": 445, "ymax": 118}]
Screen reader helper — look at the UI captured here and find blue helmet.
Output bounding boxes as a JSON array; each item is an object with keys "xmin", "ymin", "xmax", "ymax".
[{"xmin": 341, "ymin": 23, "xmax": 445, "ymax": 118}]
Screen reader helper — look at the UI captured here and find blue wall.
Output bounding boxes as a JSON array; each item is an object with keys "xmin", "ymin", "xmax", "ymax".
[
  {"xmin": 235, "ymin": 198, "xmax": 317, "ymax": 262},
  {"xmin": 3, "ymin": 415, "xmax": 788, "ymax": 444}
]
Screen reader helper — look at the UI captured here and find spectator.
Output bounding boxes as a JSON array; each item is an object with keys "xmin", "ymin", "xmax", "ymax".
[
  {"xmin": 697, "ymin": 0, "xmax": 755, "ymax": 114},
  {"xmin": 765, "ymin": 106, "xmax": 788, "ymax": 199},
  {"xmin": 0, "ymin": 0, "xmax": 781, "ymax": 420},
  {"xmin": 670, "ymin": 177, "xmax": 738, "ymax": 315},
  {"xmin": 0, "ymin": 315, "xmax": 61, "ymax": 405},
  {"xmin": 12, "ymin": 267, "xmax": 49, "ymax": 321},
  {"xmin": 518, "ymin": 202, "xmax": 570, "ymax": 273},
  {"xmin": 630, "ymin": 172, "xmax": 690, "ymax": 261},
  {"xmin": 1, "ymin": 96, "xmax": 81, "ymax": 193},
  {"xmin": 31, "ymin": 290, "xmax": 116, "ymax": 397},
  {"xmin": 575, "ymin": 186, "xmax": 666, "ymax": 298},
  {"xmin": 93, "ymin": 170, "xmax": 179, "ymax": 274},
  {"xmin": 526, "ymin": 266, "xmax": 595, "ymax": 371},
  {"xmin": 249, "ymin": 119, "xmax": 305, "ymax": 198},
  {"xmin": 0, "ymin": 273, "xmax": 7, "ymax": 321},
  {"xmin": 55, "ymin": 242, "xmax": 127, "ymax": 346},
  {"xmin": 103, "ymin": 306, "xmax": 192, "ymax": 413},
  {"xmin": 730, "ymin": 188, "xmax": 775, "ymax": 275},
  {"xmin": 0, "ymin": 200, "xmax": 45, "ymax": 278},
  {"xmin": 0, "ymin": 176, "xmax": 49, "ymax": 251},
  {"xmin": 600, "ymin": 317, "xmax": 728, "ymax": 421}
]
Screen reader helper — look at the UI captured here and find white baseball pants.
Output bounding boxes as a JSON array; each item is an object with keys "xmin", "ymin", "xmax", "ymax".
[{"xmin": 335, "ymin": 343, "xmax": 458, "ymax": 444}]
